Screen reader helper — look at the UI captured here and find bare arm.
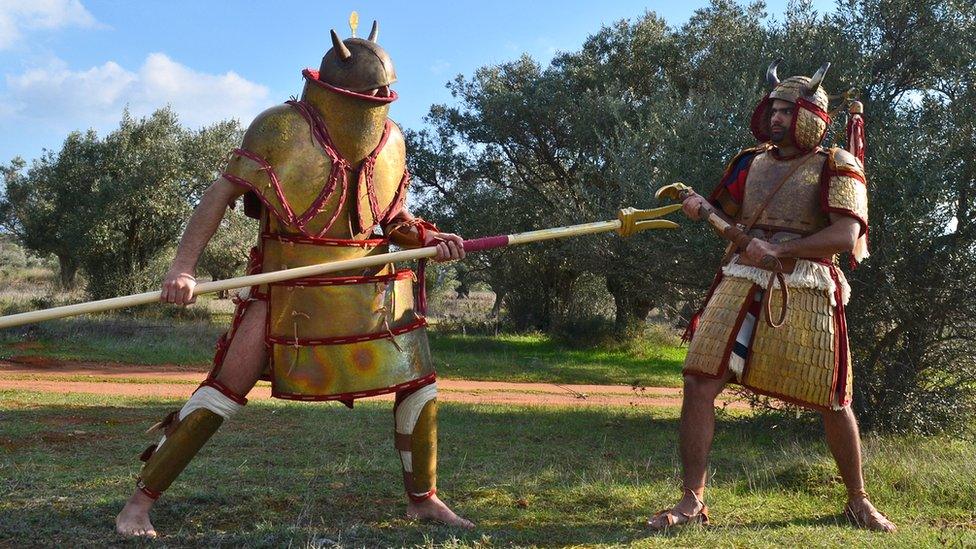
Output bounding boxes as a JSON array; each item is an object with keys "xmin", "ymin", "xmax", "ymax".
[
  {"xmin": 384, "ymin": 207, "xmax": 466, "ymax": 262},
  {"xmin": 741, "ymin": 214, "xmax": 860, "ymax": 263},
  {"xmin": 161, "ymin": 178, "xmax": 247, "ymax": 304}
]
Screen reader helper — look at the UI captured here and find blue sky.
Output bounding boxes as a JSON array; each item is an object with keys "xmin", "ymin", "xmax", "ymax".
[{"xmin": 0, "ymin": 0, "xmax": 835, "ymax": 166}]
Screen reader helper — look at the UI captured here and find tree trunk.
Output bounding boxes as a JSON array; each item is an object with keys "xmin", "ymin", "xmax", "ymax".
[
  {"xmin": 607, "ymin": 274, "xmax": 653, "ymax": 332},
  {"xmin": 490, "ymin": 289, "xmax": 505, "ymax": 318},
  {"xmin": 56, "ymin": 254, "xmax": 79, "ymax": 289}
]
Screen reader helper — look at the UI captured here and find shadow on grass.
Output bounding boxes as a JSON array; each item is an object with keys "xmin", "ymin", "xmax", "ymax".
[
  {"xmin": 4, "ymin": 393, "xmax": 954, "ymax": 546},
  {"xmin": 430, "ymin": 333, "xmax": 685, "ymax": 386}
]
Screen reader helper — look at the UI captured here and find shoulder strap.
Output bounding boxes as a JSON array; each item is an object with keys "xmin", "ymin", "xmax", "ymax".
[
  {"xmin": 720, "ymin": 148, "xmax": 821, "ymax": 264},
  {"xmin": 741, "ymin": 149, "xmax": 821, "ymax": 233}
]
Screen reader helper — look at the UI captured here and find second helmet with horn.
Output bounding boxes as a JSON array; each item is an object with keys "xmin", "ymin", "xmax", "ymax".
[
  {"xmin": 319, "ymin": 20, "xmax": 397, "ymax": 93},
  {"xmin": 751, "ymin": 59, "xmax": 832, "ymax": 152}
]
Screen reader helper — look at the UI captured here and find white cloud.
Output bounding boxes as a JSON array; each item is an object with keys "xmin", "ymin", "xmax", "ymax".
[
  {"xmin": 2, "ymin": 53, "xmax": 270, "ymax": 130},
  {"xmin": 429, "ymin": 59, "xmax": 451, "ymax": 75},
  {"xmin": 0, "ymin": 0, "xmax": 101, "ymax": 49}
]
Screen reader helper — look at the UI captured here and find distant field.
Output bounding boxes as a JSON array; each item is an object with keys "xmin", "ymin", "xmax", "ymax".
[
  {"xmin": 1, "ymin": 391, "xmax": 973, "ymax": 547},
  {"xmin": 0, "ymin": 316, "xmax": 686, "ymax": 387},
  {"xmin": 0, "ymin": 258, "xmax": 686, "ymax": 387}
]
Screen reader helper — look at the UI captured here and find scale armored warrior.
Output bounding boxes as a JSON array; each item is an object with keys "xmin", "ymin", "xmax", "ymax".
[
  {"xmin": 648, "ymin": 60, "xmax": 896, "ymax": 532},
  {"xmin": 116, "ymin": 17, "xmax": 473, "ymax": 537}
]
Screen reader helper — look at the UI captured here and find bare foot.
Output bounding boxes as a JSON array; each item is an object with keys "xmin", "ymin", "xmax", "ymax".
[
  {"xmin": 406, "ymin": 493, "xmax": 475, "ymax": 529},
  {"xmin": 647, "ymin": 490, "xmax": 708, "ymax": 531},
  {"xmin": 845, "ymin": 496, "xmax": 896, "ymax": 533},
  {"xmin": 115, "ymin": 490, "xmax": 158, "ymax": 538}
]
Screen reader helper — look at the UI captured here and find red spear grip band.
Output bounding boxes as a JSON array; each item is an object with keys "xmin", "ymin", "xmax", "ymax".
[{"xmin": 462, "ymin": 235, "xmax": 510, "ymax": 252}]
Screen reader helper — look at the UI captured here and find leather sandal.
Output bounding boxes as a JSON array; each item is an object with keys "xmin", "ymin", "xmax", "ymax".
[
  {"xmin": 844, "ymin": 491, "xmax": 897, "ymax": 533},
  {"xmin": 647, "ymin": 488, "xmax": 710, "ymax": 531}
]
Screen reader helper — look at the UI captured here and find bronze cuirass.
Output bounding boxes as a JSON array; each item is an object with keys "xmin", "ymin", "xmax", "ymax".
[
  {"xmin": 221, "ymin": 74, "xmax": 433, "ymax": 402},
  {"xmin": 739, "ymin": 151, "xmax": 829, "ymax": 236}
]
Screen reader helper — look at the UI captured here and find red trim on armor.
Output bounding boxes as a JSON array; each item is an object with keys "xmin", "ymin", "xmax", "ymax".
[
  {"xmin": 381, "ymin": 169, "xmax": 411, "ymax": 226},
  {"xmin": 303, "ymin": 68, "xmax": 398, "ymax": 103},
  {"xmin": 829, "ymin": 265, "xmax": 852, "ymax": 408},
  {"xmin": 223, "ymin": 171, "xmax": 299, "ymax": 229},
  {"xmin": 273, "ymin": 268, "xmax": 414, "ymax": 287},
  {"xmin": 718, "ymin": 264, "xmax": 850, "ymax": 412},
  {"xmin": 395, "ymin": 375, "xmax": 438, "ymax": 405},
  {"xmin": 752, "ymin": 94, "xmax": 830, "ymax": 152},
  {"xmin": 261, "ymin": 231, "xmax": 387, "ymax": 248},
  {"xmin": 684, "ymin": 281, "xmax": 759, "ymax": 379},
  {"xmin": 408, "ymin": 488, "xmax": 436, "ymax": 503},
  {"xmin": 793, "ymin": 98, "xmax": 830, "ymax": 152},
  {"xmin": 137, "ymin": 480, "xmax": 162, "ymax": 500},
  {"xmin": 750, "ymin": 95, "xmax": 772, "ymax": 142},
  {"xmin": 197, "ymin": 378, "xmax": 249, "ymax": 406},
  {"xmin": 297, "ymin": 159, "xmax": 347, "ymax": 230},
  {"xmin": 819, "ymin": 159, "xmax": 869, "ymax": 238},
  {"xmin": 732, "ymin": 382, "xmax": 835, "ymax": 413},
  {"xmin": 269, "ymin": 317, "xmax": 427, "ymax": 346},
  {"xmin": 417, "ymin": 258, "xmax": 430, "ymax": 316},
  {"xmin": 285, "ymin": 100, "xmax": 351, "ymax": 236},
  {"xmin": 828, "ymin": 167, "xmax": 866, "ymax": 184},
  {"xmin": 284, "ymin": 98, "xmax": 398, "ymax": 236},
  {"xmin": 272, "ymin": 372, "xmax": 437, "ymax": 402},
  {"xmin": 226, "ymin": 149, "xmax": 299, "ymax": 224},
  {"xmin": 682, "ymin": 269, "xmax": 724, "ymax": 343},
  {"xmin": 722, "ymin": 283, "xmax": 760, "ymax": 377},
  {"xmin": 359, "ymin": 121, "xmax": 395, "ymax": 232},
  {"xmin": 796, "ymin": 97, "xmax": 832, "ymax": 125}
]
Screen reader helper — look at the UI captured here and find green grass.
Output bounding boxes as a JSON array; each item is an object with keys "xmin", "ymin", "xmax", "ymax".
[
  {"xmin": 0, "ymin": 391, "xmax": 972, "ymax": 547},
  {"xmin": 0, "ymin": 317, "xmax": 224, "ymax": 366},
  {"xmin": 1, "ymin": 320, "xmax": 687, "ymax": 387},
  {"xmin": 431, "ymin": 333, "xmax": 685, "ymax": 387}
]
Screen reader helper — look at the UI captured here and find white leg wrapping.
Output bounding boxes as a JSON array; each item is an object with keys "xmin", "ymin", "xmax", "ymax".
[
  {"xmin": 157, "ymin": 386, "xmax": 243, "ymax": 447},
  {"xmin": 394, "ymin": 382, "xmax": 437, "ymax": 474}
]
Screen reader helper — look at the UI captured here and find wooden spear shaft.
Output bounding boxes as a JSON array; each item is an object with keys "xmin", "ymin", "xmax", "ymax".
[{"xmin": 0, "ymin": 209, "xmax": 679, "ymax": 330}]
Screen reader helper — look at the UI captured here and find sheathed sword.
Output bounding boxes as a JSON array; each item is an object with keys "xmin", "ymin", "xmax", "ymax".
[{"xmin": 0, "ymin": 205, "xmax": 682, "ymax": 329}]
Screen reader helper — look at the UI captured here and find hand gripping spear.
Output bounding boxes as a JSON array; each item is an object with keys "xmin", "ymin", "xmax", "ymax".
[
  {"xmin": 655, "ymin": 182, "xmax": 789, "ymax": 328},
  {"xmin": 0, "ymin": 205, "xmax": 682, "ymax": 329}
]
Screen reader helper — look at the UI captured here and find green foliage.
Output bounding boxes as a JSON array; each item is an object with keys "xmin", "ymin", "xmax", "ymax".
[
  {"xmin": 0, "ymin": 108, "xmax": 243, "ymax": 300},
  {"xmin": 409, "ymin": 0, "xmax": 976, "ymax": 433},
  {"xmin": 82, "ymin": 110, "xmax": 242, "ymax": 299},
  {"xmin": 0, "ymin": 132, "xmax": 101, "ymax": 289}
]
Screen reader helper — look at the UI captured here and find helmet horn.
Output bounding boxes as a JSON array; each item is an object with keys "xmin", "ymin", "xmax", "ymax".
[
  {"xmin": 330, "ymin": 29, "xmax": 352, "ymax": 61},
  {"xmin": 368, "ymin": 20, "xmax": 379, "ymax": 42},
  {"xmin": 766, "ymin": 58, "xmax": 782, "ymax": 89},
  {"xmin": 807, "ymin": 62, "xmax": 830, "ymax": 94}
]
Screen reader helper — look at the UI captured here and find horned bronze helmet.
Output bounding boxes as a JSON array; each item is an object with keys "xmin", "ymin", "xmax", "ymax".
[
  {"xmin": 765, "ymin": 58, "xmax": 830, "ymax": 112},
  {"xmin": 751, "ymin": 59, "xmax": 833, "ymax": 152},
  {"xmin": 319, "ymin": 20, "xmax": 397, "ymax": 93}
]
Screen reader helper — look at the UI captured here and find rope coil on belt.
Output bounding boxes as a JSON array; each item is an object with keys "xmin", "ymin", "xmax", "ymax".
[{"xmin": 759, "ymin": 255, "xmax": 789, "ymax": 328}]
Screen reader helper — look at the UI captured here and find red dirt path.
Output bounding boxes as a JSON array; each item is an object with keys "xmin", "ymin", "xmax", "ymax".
[{"xmin": 0, "ymin": 356, "xmax": 747, "ymax": 409}]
